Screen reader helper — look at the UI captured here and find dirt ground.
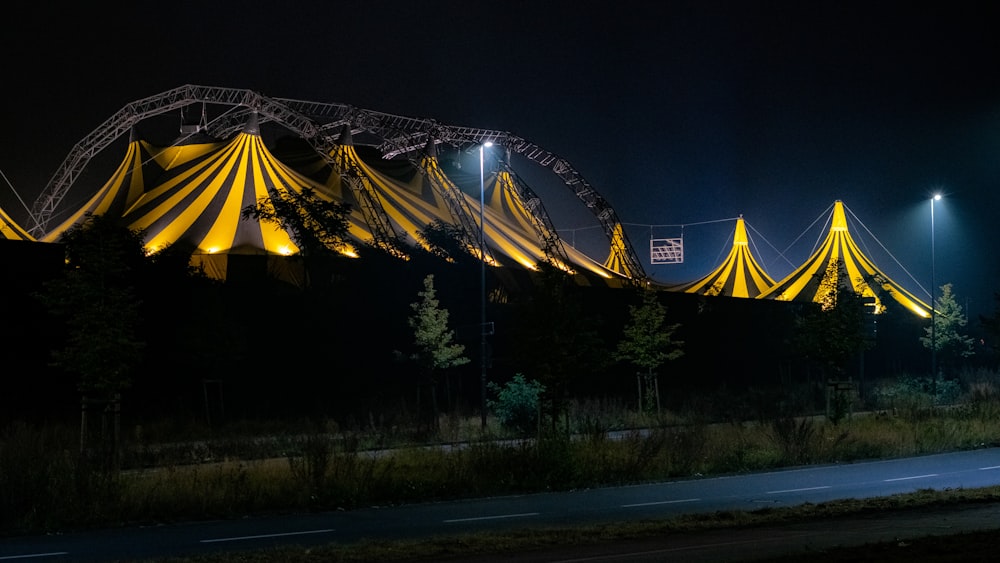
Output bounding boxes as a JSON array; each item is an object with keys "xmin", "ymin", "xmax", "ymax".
[{"xmin": 413, "ymin": 502, "xmax": 1000, "ymax": 563}]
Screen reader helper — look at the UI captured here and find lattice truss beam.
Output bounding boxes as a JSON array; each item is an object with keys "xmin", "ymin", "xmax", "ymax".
[{"xmin": 28, "ymin": 85, "xmax": 646, "ymax": 281}]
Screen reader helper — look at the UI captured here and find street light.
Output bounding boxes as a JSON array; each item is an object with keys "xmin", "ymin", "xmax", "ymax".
[
  {"xmin": 479, "ymin": 141, "xmax": 493, "ymax": 429},
  {"xmin": 930, "ymin": 193, "xmax": 941, "ymax": 391}
]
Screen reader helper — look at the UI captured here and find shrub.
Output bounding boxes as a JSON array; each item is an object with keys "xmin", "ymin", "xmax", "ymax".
[
  {"xmin": 870, "ymin": 376, "xmax": 963, "ymax": 418},
  {"xmin": 769, "ymin": 416, "xmax": 816, "ymax": 464},
  {"xmin": 487, "ymin": 374, "xmax": 544, "ymax": 436}
]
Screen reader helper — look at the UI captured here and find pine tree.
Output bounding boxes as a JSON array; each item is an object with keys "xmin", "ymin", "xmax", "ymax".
[
  {"xmin": 920, "ymin": 283, "xmax": 975, "ymax": 377},
  {"xmin": 408, "ymin": 274, "xmax": 469, "ymax": 430}
]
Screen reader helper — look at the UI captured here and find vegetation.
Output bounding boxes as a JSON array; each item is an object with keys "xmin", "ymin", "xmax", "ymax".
[
  {"xmin": 34, "ymin": 214, "xmax": 149, "ymax": 467},
  {"xmin": 242, "ymin": 188, "xmax": 352, "ymax": 258},
  {"xmin": 614, "ymin": 287, "xmax": 684, "ymax": 413},
  {"xmin": 792, "ymin": 284, "xmax": 874, "ymax": 381},
  {"xmin": 7, "ymin": 195, "xmax": 999, "ymax": 561},
  {"xmin": 921, "ymin": 282, "xmax": 976, "ymax": 376},
  {"xmin": 241, "ymin": 187, "xmax": 354, "ymax": 288},
  {"xmin": 404, "ymin": 274, "xmax": 470, "ymax": 429},
  {"xmin": 507, "ymin": 261, "xmax": 611, "ymax": 431},
  {"xmin": 487, "ymin": 373, "xmax": 545, "ymax": 435},
  {"xmin": 3, "ymin": 374, "xmax": 1000, "ymax": 538}
]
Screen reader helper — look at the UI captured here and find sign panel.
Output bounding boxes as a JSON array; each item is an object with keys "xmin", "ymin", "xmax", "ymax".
[{"xmin": 651, "ymin": 237, "xmax": 683, "ymax": 264}]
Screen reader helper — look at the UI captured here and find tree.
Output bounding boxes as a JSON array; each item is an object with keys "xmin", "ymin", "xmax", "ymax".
[
  {"xmin": 792, "ymin": 283, "xmax": 874, "ymax": 382},
  {"xmin": 407, "ymin": 274, "xmax": 470, "ymax": 430},
  {"xmin": 417, "ymin": 219, "xmax": 475, "ymax": 264},
  {"xmin": 35, "ymin": 214, "xmax": 147, "ymax": 463},
  {"xmin": 242, "ymin": 188, "xmax": 353, "ymax": 286},
  {"xmin": 920, "ymin": 283, "xmax": 975, "ymax": 377},
  {"xmin": 508, "ymin": 261, "xmax": 609, "ymax": 432},
  {"xmin": 487, "ymin": 374, "xmax": 545, "ymax": 436},
  {"xmin": 614, "ymin": 288, "xmax": 684, "ymax": 413}
]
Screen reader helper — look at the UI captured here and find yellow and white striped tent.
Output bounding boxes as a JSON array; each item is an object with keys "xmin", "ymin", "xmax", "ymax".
[{"xmin": 757, "ymin": 200, "xmax": 931, "ymax": 317}]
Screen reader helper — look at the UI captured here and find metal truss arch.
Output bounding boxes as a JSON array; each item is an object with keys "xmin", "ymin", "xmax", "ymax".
[
  {"xmin": 29, "ymin": 85, "xmax": 646, "ymax": 282},
  {"xmin": 28, "ymin": 85, "xmax": 400, "ymax": 252}
]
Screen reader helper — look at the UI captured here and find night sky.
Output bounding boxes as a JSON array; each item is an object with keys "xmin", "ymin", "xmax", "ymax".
[{"xmin": 3, "ymin": 1, "xmax": 998, "ymax": 317}]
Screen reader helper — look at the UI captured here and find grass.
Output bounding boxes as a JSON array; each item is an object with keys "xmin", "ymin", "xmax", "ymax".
[{"xmin": 2, "ymin": 375, "xmax": 1000, "ymax": 560}]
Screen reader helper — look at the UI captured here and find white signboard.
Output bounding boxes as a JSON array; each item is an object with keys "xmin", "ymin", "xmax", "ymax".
[{"xmin": 651, "ymin": 237, "xmax": 683, "ymax": 264}]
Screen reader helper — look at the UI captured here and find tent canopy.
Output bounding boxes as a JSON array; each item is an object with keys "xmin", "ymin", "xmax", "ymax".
[
  {"xmin": 667, "ymin": 216, "xmax": 775, "ymax": 298},
  {"xmin": 757, "ymin": 200, "xmax": 931, "ymax": 317}
]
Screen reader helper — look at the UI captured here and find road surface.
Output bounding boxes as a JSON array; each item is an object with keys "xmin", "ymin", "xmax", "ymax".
[{"xmin": 2, "ymin": 447, "xmax": 999, "ymax": 562}]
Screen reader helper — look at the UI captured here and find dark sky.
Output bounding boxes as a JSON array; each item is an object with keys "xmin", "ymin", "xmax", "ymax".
[{"xmin": 3, "ymin": 1, "xmax": 998, "ymax": 317}]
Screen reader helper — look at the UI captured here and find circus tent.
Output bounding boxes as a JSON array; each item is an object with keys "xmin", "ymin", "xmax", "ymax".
[
  {"xmin": 756, "ymin": 200, "xmax": 931, "ymax": 317},
  {"xmin": 38, "ymin": 112, "xmax": 323, "ymax": 282},
  {"xmin": 40, "ymin": 129, "xmax": 165, "ymax": 243},
  {"xmin": 0, "ymin": 207, "xmax": 33, "ymax": 241},
  {"xmin": 113, "ymin": 112, "xmax": 334, "ymax": 282},
  {"xmin": 485, "ymin": 168, "xmax": 622, "ymax": 282},
  {"xmin": 308, "ymin": 132, "xmax": 627, "ymax": 284},
  {"xmin": 668, "ymin": 216, "xmax": 775, "ymax": 298},
  {"xmin": 38, "ymin": 111, "xmax": 627, "ymax": 286},
  {"xmin": 602, "ymin": 223, "xmax": 639, "ymax": 279}
]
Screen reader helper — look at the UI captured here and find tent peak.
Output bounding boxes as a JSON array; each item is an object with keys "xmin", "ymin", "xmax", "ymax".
[
  {"xmin": 734, "ymin": 216, "xmax": 748, "ymax": 245},
  {"xmin": 337, "ymin": 124, "xmax": 353, "ymax": 146},
  {"xmin": 243, "ymin": 111, "xmax": 260, "ymax": 135},
  {"xmin": 832, "ymin": 200, "xmax": 848, "ymax": 231}
]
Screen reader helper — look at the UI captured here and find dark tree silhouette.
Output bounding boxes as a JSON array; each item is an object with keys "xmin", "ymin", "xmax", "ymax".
[
  {"xmin": 36, "ymin": 214, "xmax": 147, "ymax": 463},
  {"xmin": 508, "ymin": 261, "xmax": 610, "ymax": 432}
]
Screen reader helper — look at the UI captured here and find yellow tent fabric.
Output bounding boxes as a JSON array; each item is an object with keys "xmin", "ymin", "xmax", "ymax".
[
  {"xmin": 602, "ymin": 223, "xmax": 637, "ymax": 279},
  {"xmin": 671, "ymin": 216, "xmax": 775, "ymax": 298},
  {"xmin": 486, "ymin": 170, "xmax": 620, "ymax": 280},
  {"xmin": 320, "ymin": 137, "xmax": 624, "ymax": 282},
  {"xmin": 0, "ymin": 207, "xmax": 33, "ymax": 241},
  {"xmin": 39, "ymin": 115, "xmax": 628, "ymax": 285},
  {"xmin": 757, "ymin": 200, "xmax": 931, "ymax": 317},
  {"xmin": 327, "ymin": 143, "xmax": 455, "ymax": 252},
  {"xmin": 122, "ymin": 116, "xmax": 315, "ymax": 259},
  {"xmin": 41, "ymin": 138, "xmax": 159, "ymax": 243}
]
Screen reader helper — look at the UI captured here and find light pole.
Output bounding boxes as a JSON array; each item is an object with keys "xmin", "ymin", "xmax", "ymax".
[
  {"xmin": 930, "ymin": 193, "xmax": 941, "ymax": 391},
  {"xmin": 479, "ymin": 141, "xmax": 493, "ymax": 429}
]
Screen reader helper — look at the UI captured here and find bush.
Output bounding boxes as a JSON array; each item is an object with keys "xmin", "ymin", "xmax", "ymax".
[
  {"xmin": 487, "ymin": 374, "xmax": 544, "ymax": 436},
  {"xmin": 870, "ymin": 376, "xmax": 963, "ymax": 418}
]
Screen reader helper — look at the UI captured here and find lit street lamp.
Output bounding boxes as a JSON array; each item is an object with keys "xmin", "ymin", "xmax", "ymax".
[
  {"xmin": 930, "ymin": 193, "xmax": 941, "ymax": 391},
  {"xmin": 479, "ymin": 141, "xmax": 493, "ymax": 429}
]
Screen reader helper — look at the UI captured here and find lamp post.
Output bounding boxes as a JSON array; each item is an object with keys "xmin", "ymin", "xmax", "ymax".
[
  {"xmin": 479, "ymin": 141, "xmax": 493, "ymax": 429},
  {"xmin": 930, "ymin": 193, "xmax": 941, "ymax": 391}
]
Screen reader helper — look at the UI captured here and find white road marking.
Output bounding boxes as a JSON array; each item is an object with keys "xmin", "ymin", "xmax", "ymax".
[
  {"xmin": 622, "ymin": 498, "xmax": 700, "ymax": 508},
  {"xmin": 200, "ymin": 528, "xmax": 334, "ymax": 543},
  {"xmin": 767, "ymin": 486, "xmax": 831, "ymax": 494},
  {"xmin": 0, "ymin": 554, "xmax": 69, "ymax": 561},
  {"xmin": 884, "ymin": 474, "xmax": 938, "ymax": 482},
  {"xmin": 444, "ymin": 512, "xmax": 539, "ymax": 523}
]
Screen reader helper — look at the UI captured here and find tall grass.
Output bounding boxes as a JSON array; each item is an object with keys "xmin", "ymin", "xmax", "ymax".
[{"xmin": 3, "ymin": 377, "xmax": 1000, "ymax": 536}]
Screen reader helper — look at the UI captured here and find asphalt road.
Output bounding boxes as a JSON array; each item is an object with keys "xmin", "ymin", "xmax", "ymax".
[{"xmin": 2, "ymin": 448, "xmax": 1000, "ymax": 562}]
